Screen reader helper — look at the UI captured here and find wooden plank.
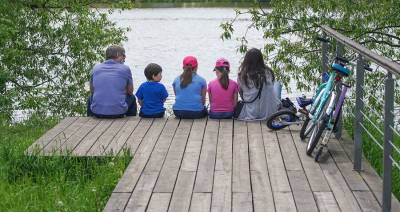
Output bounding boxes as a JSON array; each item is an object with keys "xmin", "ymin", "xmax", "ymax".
[
  {"xmin": 73, "ymin": 119, "xmax": 114, "ymax": 156},
  {"xmin": 250, "ymin": 171, "xmax": 275, "ymax": 212},
  {"xmin": 113, "ymin": 118, "xmax": 167, "ymax": 193},
  {"xmin": 86, "ymin": 118, "xmax": 128, "ymax": 156},
  {"xmin": 277, "ymin": 131, "xmax": 302, "ymax": 171},
  {"xmin": 232, "ymin": 120, "xmax": 251, "ymax": 193},
  {"xmin": 26, "ymin": 117, "xmax": 78, "ymax": 154},
  {"xmin": 181, "ymin": 119, "xmax": 207, "ymax": 172},
  {"xmin": 247, "ymin": 122, "xmax": 274, "ymax": 212},
  {"xmin": 319, "ymin": 154, "xmax": 362, "ymax": 211},
  {"xmin": 289, "ymin": 125, "xmax": 331, "ymax": 192},
  {"xmin": 232, "ymin": 192, "xmax": 253, "ymax": 212},
  {"xmin": 147, "ymin": 193, "xmax": 171, "ymax": 212},
  {"xmin": 42, "ymin": 117, "xmax": 90, "ymax": 154},
  {"xmin": 211, "ymin": 171, "xmax": 231, "ymax": 212},
  {"xmin": 168, "ymin": 171, "xmax": 196, "ymax": 212},
  {"xmin": 287, "ymin": 170, "xmax": 318, "ymax": 212},
  {"xmin": 125, "ymin": 172, "xmax": 159, "ymax": 212},
  {"xmin": 103, "ymin": 116, "xmax": 141, "ymax": 156},
  {"xmin": 287, "ymin": 170, "xmax": 311, "ymax": 191},
  {"xmin": 313, "ymin": 192, "xmax": 340, "ymax": 212},
  {"xmin": 190, "ymin": 193, "xmax": 211, "ymax": 212},
  {"xmin": 58, "ymin": 117, "xmax": 100, "ymax": 154},
  {"xmin": 215, "ymin": 119, "xmax": 233, "ymax": 172},
  {"xmin": 102, "ymin": 192, "xmax": 131, "ymax": 212},
  {"xmin": 353, "ymin": 191, "xmax": 380, "ymax": 212},
  {"xmin": 261, "ymin": 125, "xmax": 291, "ymax": 192},
  {"xmin": 193, "ymin": 119, "xmax": 219, "ymax": 193},
  {"xmin": 273, "ymin": 191, "xmax": 297, "ymax": 212},
  {"xmin": 124, "ymin": 118, "xmax": 153, "ymax": 155},
  {"xmin": 143, "ymin": 118, "xmax": 180, "ymax": 173},
  {"xmin": 154, "ymin": 119, "xmax": 193, "ymax": 192}
]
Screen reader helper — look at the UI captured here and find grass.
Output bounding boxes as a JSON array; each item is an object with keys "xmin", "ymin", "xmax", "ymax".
[
  {"xmin": 0, "ymin": 116, "xmax": 131, "ymax": 211},
  {"xmin": 343, "ymin": 114, "xmax": 400, "ymax": 200}
]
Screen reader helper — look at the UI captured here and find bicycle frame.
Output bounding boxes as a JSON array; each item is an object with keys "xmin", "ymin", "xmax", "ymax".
[{"xmin": 309, "ymin": 72, "xmax": 337, "ymax": 123}]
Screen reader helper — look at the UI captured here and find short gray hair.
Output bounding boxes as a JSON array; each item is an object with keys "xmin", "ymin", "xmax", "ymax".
[{"xmin": 105, "ymin": 45, "xmax": 125, "ymax": 59}]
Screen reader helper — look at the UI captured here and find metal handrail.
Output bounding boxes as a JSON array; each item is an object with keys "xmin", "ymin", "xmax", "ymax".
[
  {"xmin": 321, "ymin": 25, "xmax": 400, "ymax": 76},
  {"xmin": 320, "ymin": 25, "xmax": 399, "ymax": 212}
]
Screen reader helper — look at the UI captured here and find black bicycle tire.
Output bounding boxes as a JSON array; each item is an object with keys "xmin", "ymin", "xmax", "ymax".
[
  {"xmin": 306, "ymin": 115, "xmax": 327, "ymax": 156},
  {"xmin": 266, "ymin": 109, "xmax": 296, "ymax": 130},
  {"xmin": 299, "ymin": 118, "xmax": 311, "ymax": 140}
]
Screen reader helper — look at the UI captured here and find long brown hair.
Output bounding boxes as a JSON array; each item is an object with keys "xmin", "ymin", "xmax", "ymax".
[
  {"xmin": 215, "ymin": 66, "xmax": 230, "ymax": 90},
  {"xmin": 238, "ymin": 48, "xmax": 275, "ymax": 89},
  {"xmin": 180, "ymin": 66, "xmax": 194, "ymax": 88}
]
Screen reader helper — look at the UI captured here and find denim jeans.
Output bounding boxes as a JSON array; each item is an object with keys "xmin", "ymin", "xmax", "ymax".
[
  {"xmin": 87, "ymin": 95, "xmax": 137, "ymax": 118},
  {"xmin": 139, "ymin": 111, "xmax": 165, "ymax": 118},
  {"xmin": 208, "ymin": 111, "xmax": 233, "ymax": 119},
  {"xmin": 173, "ymin": 108, "xmax": 207, "ymax": 119}
]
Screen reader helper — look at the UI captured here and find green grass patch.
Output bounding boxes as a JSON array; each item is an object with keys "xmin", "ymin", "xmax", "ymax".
[
  {"xmin": 343, "ymin": 115, "xmax": 400, "ymax": 200},
  {"xmin": 0, "ymin": 116, "xmax": 131, "ymax": 211}
]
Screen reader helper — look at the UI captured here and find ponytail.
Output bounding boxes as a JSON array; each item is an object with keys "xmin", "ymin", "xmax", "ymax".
[
  {"xmin": 180, "ymin": 66, "xmax": 193, "ymax": 88},
  {"xmin": 216, "ymin": 67, "xmax": 230, "ymax": 90}
]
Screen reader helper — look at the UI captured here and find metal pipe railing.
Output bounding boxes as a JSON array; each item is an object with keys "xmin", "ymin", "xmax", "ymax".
[{"xmin": 320, "ymin": 25, "xmax": 400, "ymax": 212}]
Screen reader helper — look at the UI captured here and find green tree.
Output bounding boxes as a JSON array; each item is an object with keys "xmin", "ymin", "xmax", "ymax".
[
  {"xmin": 0, "ymin": 0, "xmax": 131, "ymax": 122},
  {"xmin": 221, "ymin": 1, "xmax": 400, "ymax": 92}
]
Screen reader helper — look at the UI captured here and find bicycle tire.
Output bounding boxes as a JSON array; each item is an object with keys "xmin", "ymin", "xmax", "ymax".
[
  {"xmin": 300, "ymin": 117, "xmax": 313, "ymax": 140},
  {"xmin": 306, "ymin": 115, "xmax": 327, "ymax": 156},
  {"xmin": 266, "ymin": 109, "xmax": 296, "ymax": 130}
]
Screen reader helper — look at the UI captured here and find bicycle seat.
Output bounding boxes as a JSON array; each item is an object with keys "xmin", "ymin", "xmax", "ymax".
[
  {"xmin": 296, "ymin": 96, "xmax": 313, "ymax": 108},
  {"xmin": 332, "ymin": 63, "xmax": 351, "ymax": 76}
]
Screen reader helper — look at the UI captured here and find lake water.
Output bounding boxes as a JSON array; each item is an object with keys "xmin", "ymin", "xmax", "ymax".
[{"xmin": 107, "ymin": 8, "xmax": 308, "ymax": 108}]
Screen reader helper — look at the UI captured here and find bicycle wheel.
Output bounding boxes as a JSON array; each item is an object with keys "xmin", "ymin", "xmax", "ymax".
[
  {"xmin": 266, "ymin": 110, "xmax": 296, "ymax": 130},
  {"xmin": 306, "ymin": 115, "xmax": 327, "ymax": 156}
]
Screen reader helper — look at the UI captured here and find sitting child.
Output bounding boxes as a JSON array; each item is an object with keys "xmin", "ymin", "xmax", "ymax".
[
  {"xmin": 135, "ymin": 63, "xmax": 168, "ymax": 118},
  {"xmin": 208, "ymin": 58, "xmax": 238, "ymax": 119}
]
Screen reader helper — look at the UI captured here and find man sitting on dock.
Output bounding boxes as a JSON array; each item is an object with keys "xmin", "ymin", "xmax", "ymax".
[{"xmin": 87, "ymin": 45, "xmax": 137, "ymax": 118}]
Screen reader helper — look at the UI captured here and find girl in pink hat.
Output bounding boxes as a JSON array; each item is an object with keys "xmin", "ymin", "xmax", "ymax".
[{"xmin": 207, "ymin": 58, "xmax": 238, "ymax": 119}]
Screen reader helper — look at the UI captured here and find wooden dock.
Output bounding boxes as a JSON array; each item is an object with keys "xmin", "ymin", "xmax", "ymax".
[{"xmin": 27, "ymin": 116, "xmax": 400, "ymax": 211}]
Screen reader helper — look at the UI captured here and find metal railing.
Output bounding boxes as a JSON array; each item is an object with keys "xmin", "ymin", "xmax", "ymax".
[{"xmin": 320, "ymin": 25, "xmax": 400, "ymax": 212}]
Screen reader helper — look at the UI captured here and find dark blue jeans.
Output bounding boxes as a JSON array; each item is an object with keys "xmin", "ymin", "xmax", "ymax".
[
  {"xmin": 209, "ymin": 111, "xmax": 233, "ymax": 119},
  {"xmin": 87, "ymin": 95, "xmax": 137, "ymax": 118},
  {"xmin": 139, "ymin": 111, "xmax": 165, "ymax": 118},
  {"xmin": 173, "ymin": 108, "xmax": 207, "ymax": 119}
]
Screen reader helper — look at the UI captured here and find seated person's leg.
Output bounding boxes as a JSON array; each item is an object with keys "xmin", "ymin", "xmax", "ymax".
[
  {"xmin": 209, "ymin": 111, "xmax": 233, "ymax": 119},
  {"xmin": 173, "ymin": 109, "xmax": 207, "ymax": 119},
  {"xmin": 139, "ymin": 110, "xmax": 165, "ymax": 118},
  {"xmin": 125, "ymin": 95, "xmax": 137, "ymax": 116},
  {"xmin": 94, "ymin": 113, "xmax": 124, "ymax": 119}
]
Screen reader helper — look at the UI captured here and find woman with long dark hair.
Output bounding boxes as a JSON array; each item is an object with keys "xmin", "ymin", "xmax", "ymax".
[
  {"xmin": 236, "ymin": 48, "xmax": 280, "ymax": 120},
  {"xmin": 172, "ymin": 56, "xmax": 207, "ymax": 119}
]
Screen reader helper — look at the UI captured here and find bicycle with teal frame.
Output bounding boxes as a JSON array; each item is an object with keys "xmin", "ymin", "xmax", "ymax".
[{"xmin": 299, "ymin": 39, "xmax": 372, "ymax": 161}]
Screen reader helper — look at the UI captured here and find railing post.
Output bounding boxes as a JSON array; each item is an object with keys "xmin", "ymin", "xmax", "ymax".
[
  {"xmin": 382, "ymin": 72, "xmax": 394, "ymax": 212},
  {"xmin": 353, "ymin": 54, "xmax": 364, "ymax": 171},
  {"xmin": 335, "ymin": 43, "xmax": 344, "ymax": 138}
]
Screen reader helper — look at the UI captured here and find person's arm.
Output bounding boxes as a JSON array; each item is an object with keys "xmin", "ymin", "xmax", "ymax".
[
  {"xmin": 138, "ymin": 99, "xmax": 143, "ymax": 106},
  {"xmin": 127, "ymin": 84, "xmax": 133, "ymax": 96},
  {"xmin": 201, "ymin": 87, "xmax": 207, "ymax": 105},
  {"xmin": 233, "ymin": 92, "xmax": 238, "ymax": 107}
]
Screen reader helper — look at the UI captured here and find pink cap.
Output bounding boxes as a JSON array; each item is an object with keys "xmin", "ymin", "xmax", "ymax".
[
  {"xmin": 183, "ymin": 56, "xmax": 198, "ymax": 69},
  {"xmin": 215, "ymin": 58, "xmax": 230, "ymax": 69}
]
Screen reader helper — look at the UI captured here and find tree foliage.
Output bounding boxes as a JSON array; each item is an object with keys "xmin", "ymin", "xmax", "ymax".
[
  {"xmin": 0, "ymin": 0, "xmax": 131, "ymax": 122},
  {"xmin": 221, "ymin": 1, "xmax": 400, "ymax": 92}
]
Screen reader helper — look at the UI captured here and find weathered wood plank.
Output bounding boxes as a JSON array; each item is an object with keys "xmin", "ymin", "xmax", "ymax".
[
  {"xmin": 147, "ymin": 193, "xmax": 171, "ymax": 212},
  {"xmin": 261, "ymin": 125, "xmax": 291, "ymax": 192},
  {"xmin": 289, "ymin": 125, "xmax": 331, "ymax": 192},
  {"xmin": 293, "ymin": 190, "xmax": 318, "ymax": 212},
  {"xmin": 103, "ymin": 116, "xmax": 141, "ymax": 155},
  {"xmin": 277, "ymin": 131, "xmax": 302, "ymax": 171},
  {"xmin": 353, "ymin": 191, "xmax": 380, "ymax": 212},
  {"xmin": 26, "ymin": 117, "xmax": 78, "ymax": 154},
  {"xmin": 124, "ymin": 118, "xmax": 153, "ymax": 155},
  {"xmin": 190, "ymin": 193, "xmax": 211, "ymax": 212},
  {"xmin": 215, "ymin": 119, "xmax": 233, "ymax": 172},
  {"xmin": 250, "ymin": 170, "xmax": 275, "ymax": 212},
  {"xmin": 73, "ymin": 119, "xmax": 114, "ymax": 156},
  {"xmin": 273, "ymin": 191, "xmax": 297, "ymax": 212},
  {"xmin": 181, "ymin": 118, "xmax": 207, "ymax": 172},
  {"xmin": 193, "ymin": 119, "xmax": 219, "ymax": 193},
  {"xmin": 232, "ymin": 192, "xmax": 253, "ymax": 212},
  {"xmin": 86, "ymin": 118, "xmax": 128, "ymax": 156},
  {"xmin": 112, "ymin": 118, "xmax": 167, "ymax": 193},
  {"xmin": 42, "ymin": 117, "xmax": 90, "ymax": 154},
  {"xmin": 102, "ymin": 192, "xmax": 131, "ymax": 212},
  {"xmin": 58, "ymin": 117, "xmax": 100, "ymax": 155},
  {"xmin": 125, "ymin": 172, "xmax": 159, "ymax": 212},
  {"xmin": 211, "ymin": 170, "xmax": 231, "ymax": 212},
  {"xmin": 313, "ymin": 191, "xmax": 340, "ymax": 212},
  {"xmin": 232, "ymin": 120, "xmax": 251, "ymax": 193},
  {"xmin": 168, "ymin": 171, "xmax": 196, "ymax": 212}
]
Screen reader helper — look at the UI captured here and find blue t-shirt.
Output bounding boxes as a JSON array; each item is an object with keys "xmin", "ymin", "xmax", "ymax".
[
  {"xmin": 90, "ymin": 60, "xmax": 133, "ymax": 115},
  {"xmin": 172, "ymin": 73, "xmax": 206, "ymax": 111},
  {"xmin": 136, "ymin": 81, "xmax": 168, "ymax": 115}
]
